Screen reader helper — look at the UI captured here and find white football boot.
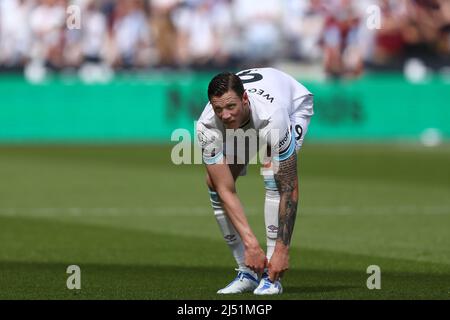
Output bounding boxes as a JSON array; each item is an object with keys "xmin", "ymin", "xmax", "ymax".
[
  {"xmin": 253, "ymin": 273, "xmax": 283, "ymax": 295},
  {"xmin": 217, "ymin": 269, "xmax": 259, "ymax": 294}
]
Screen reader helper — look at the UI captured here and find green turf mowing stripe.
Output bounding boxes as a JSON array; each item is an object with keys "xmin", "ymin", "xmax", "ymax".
[{"xmin": 0, "ymin": 216, "xmax": 448, "ymax": 299}]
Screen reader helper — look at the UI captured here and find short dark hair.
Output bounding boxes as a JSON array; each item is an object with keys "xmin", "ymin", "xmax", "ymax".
[{"xmin": 207, "ymin": 72, "xmax": 245, "ymax": 101}]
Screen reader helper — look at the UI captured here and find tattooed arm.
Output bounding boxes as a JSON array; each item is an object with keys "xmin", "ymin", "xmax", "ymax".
[{"xmin": 268, "ymin": 151, "xmax": 299, "ymax": 282}]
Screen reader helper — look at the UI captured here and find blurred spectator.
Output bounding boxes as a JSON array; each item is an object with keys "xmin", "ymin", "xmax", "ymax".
[
  {"xmin": 372, "ymin": 0, "xmax": 408, "ymax": 66},
  {"xmin": 149, "ymin": 0, "xmax": 179, "ymax": 67},
  {"xmin": 111, "ymin": 0, "xmax": 153, "ymax": 68},
  {"xmin": 173, "ymin": 0, "xmax": 217, "ymax": 67},
  {"xmin": 207, "ymin": 0, "xmax": 237, "ymax": 68},
  {"xmin": 0, "ymin": 0, "xmax": 449, "ymax": 76},
  {"xmin": 282, "ymin": 0, "xmax": 327, "ymax": 61},
  {"xmin": 0, "ymin": 0, "xmax": 33, "ymax": 67},
  {"xmin": 232, "ymin": 0, "xmax": 283, "ymax": 65},
  {"xmin": 320, "ymin": 0, "xmax": 363, "ymax": 78},
  {"xmin": 81, "ymin": 0, "xmax": 108, "ymax": 64},
  {"xmin": 403, "ymin": 0, "xmax": 450, "ymax": 59},
  {"xmin": 29, "ymin": 0, "xmax": 66, "ymax": 69}
]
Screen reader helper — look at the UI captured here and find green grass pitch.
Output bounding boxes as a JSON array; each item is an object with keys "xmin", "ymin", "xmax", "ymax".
[{"xmin": 0, "ymin": 143, "xmax": 449, "ymax": 299}]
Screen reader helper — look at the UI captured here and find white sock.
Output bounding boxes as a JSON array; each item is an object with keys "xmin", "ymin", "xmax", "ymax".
[
  {"xmin": 209, "ymin": 189, "xmax": 256, "ymax": 277},
  {"xmin": 264, "ymin": 187, "xmax": 280, "ymax": 262}
]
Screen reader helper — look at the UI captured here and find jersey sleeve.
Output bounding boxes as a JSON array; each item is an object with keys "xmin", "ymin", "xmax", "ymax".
[
  {"xmin": 261, "ymin": 109, "xmax": 295, "ymax": 162},
  {"xmin": 196, "ymin": 122, "xmax": 224, "ymax": 165}
]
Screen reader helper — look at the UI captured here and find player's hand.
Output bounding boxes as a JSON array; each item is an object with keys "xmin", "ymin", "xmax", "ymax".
[
  {"xmin": 268, "ymin": 244, "xmax": 289, "ymax": 282},
  {"xmin": 245, "ymin": 245, "xmax": 267, "ymax": 275}
]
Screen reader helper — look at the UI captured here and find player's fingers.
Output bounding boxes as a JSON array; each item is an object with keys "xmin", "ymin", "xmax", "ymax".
[
  {"xmin": 257, "ymin": 264, "xmax": 265, "ymax": 275},
  {"xmin": 254, "ymin": 258, "xmax": 266, "ymax": 275},
  {"xmin": 246, "ymin": 264, "xmax": 256, "ymax": 273},
  {"xmin": 250, "ymin": 264, "xmax": 263, "ymax": 275}
]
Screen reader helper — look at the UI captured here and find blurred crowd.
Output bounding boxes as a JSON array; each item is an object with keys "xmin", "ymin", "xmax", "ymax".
[{"xmin": 0, "ymin": 0, "xmax": 449, "ymax": 78}]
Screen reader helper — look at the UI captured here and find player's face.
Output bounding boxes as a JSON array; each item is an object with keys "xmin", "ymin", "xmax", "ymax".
[{"xmin": 210, "ymin": 90, "xmax": 249, "ymax": 129}]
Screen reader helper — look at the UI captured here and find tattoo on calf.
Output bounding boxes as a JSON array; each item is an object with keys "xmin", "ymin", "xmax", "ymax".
[{"xmin": 274, "ymin": 153, "xmax": 298, "ymax": 246}]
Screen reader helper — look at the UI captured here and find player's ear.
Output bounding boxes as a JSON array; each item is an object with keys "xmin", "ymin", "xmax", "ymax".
[{"xmin": 242, "ymin": 91, "xmax": 248, "ymax": 103}]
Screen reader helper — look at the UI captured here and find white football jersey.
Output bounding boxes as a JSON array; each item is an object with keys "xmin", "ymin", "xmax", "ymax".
[{"xmin": 197, "ymin": 68, "xmax": 313, "ymax": 165}]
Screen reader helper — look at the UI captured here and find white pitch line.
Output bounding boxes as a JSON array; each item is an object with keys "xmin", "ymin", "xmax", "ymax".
[{"xmin": 0, "ymin": 205, "xmax": 449, "ymax": 218}]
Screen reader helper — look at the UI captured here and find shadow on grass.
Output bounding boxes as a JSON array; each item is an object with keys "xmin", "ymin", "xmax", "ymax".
[
  {"xmin": 0, "ymin": 261, "xmax": 449, "ymax": 300},
  {"xmin": 0, "ymin": 215, "xmax": 449, "ymax": 299}
]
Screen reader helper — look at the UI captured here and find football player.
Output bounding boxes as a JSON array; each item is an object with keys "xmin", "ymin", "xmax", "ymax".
[{"xmin": 197, "ymin": 68, "xmax": 314, "ymax": 295}]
